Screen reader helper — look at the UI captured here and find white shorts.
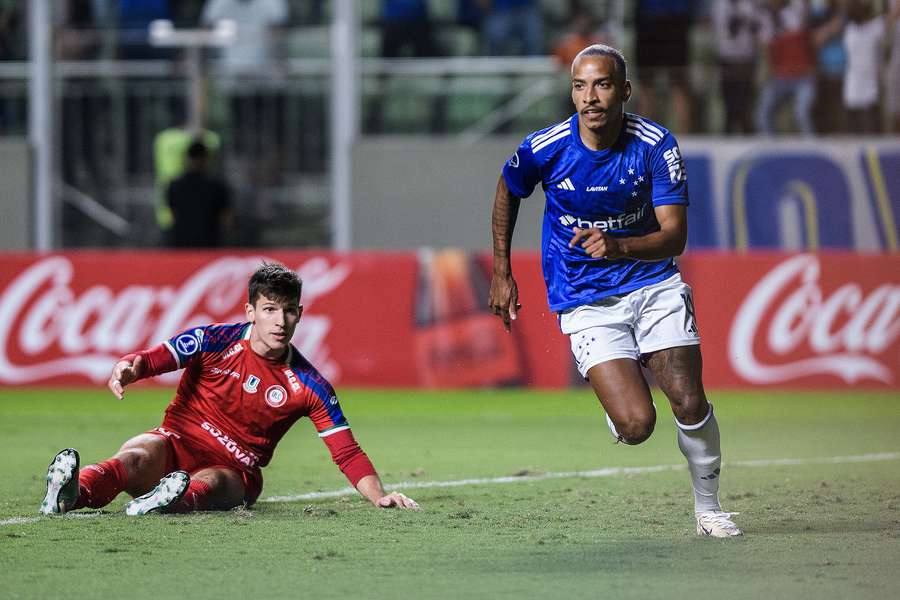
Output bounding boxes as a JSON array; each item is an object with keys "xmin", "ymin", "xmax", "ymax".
[{"xmin": 559, "ymin": 273, "xmax": 701, "ymax": 378}]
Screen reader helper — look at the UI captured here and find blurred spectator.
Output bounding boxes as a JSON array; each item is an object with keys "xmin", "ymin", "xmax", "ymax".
[
  {"xmin": 167, "ymin": 140, "xmax": 232, "ymax": 248},
  {"xmin": 0, "ymin": 1, "xmax": 22, "ymax": 61},
  {"xmin": 477, "ymin": 0, "xmax": 545, "ymax": 56},
  {"xmin": 0, "ymin": 1, "xmax": 21, "ymax": 134},
  {"xmin": 154, "ymin": 106, "xmax": 221, "ymax": 233},
  {"xmin": 633, "ymin": 0, "xmax": 699, "ymax": 133},
  {"xmin": 203, "ymin": 0, "xmax": 288, "ymax": 160},
  {"xmin": 201, "ymin": 0, "xmax": 288, "ymax": 74},
  {"xmin": 56, "ymin": 0, "xmax": 102, "ymax": 60},
  {"xmin": 458, "ymin": 0, "xmax": 485, "ymax": 31},
  {"xmin": 552, "ymin": 9, "xmax": 616, "ymax": 68},
  {"xmin": 842, "ymin": 0, "xmax": 900, "ymax": 133},
  {"xmin": 117, "ymin": 0, "xmax": 172, "ymax": 59},
  {"xmin": 755, "ymin": 0, "xmax": 817, "ymax": 135},
  {"xmin": 810, "ymin": 0, "xmax": 847, "ymax": 133},
  {"xmin": 712, "ymin": 0, "xmax": 760, "ymax": 134},
  {"xmin": 888, "ymin": 0, "xmax": 900, "ymax": 132},
  {"xmin": 381, "ymin": 0, "xmax": 441, "ymax": 57}
]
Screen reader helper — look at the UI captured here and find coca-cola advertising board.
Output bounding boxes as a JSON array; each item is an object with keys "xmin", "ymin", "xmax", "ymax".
[
  {"xmin": 683, "ymin": 252, "xmax": 899, "ymax": 389},
  {"xmin": 0, "ymin": 251, "xmax": 896, "ymax": 390}
]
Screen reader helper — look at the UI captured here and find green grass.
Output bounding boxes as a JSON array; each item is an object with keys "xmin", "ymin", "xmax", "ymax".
[{"xmin": 1, "ymin": 388, "xmax": 899, "ymax": 600}]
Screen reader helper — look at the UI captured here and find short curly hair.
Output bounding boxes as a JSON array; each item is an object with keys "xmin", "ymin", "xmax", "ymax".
[{"xmin": 248, "ymin": 262, "xmax": 302, "ymax": 305}]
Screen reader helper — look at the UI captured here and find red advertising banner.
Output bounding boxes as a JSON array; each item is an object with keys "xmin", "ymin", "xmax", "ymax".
[
  {"xmin": 0, "ymin": 251, "xmax": 896, "ymax": 390},
  {"xmin": 682, "ymin": 252, "xmax": 900, "ymax": 390}
]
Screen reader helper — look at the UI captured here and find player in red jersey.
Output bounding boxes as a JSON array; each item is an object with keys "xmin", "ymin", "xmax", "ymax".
[{"xmin": 40, "ymin": 263, "xmax": 418, "ymax": 515}]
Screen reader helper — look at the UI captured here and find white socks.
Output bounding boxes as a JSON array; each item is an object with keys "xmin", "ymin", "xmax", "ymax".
[{"xmin": 675, "ymin": 404, "xmax": 722, "ymax": 514}]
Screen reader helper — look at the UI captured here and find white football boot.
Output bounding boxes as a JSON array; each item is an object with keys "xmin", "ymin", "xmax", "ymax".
[
  {"xmin": 696, "ymin": 511, "xmax": 743, "ymax": 538},
  {"xmin": 124, "ymin": 471, "xmax": 190, "ymax": 516},
  {"xmin": 40, "ymin": 448, "xmax": 80, "ymax": 515}
]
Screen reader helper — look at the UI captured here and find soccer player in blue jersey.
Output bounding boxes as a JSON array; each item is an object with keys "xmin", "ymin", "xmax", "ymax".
[{"xmin": 489, "ymin": 44, "xmax": 742, "ymax": 537}]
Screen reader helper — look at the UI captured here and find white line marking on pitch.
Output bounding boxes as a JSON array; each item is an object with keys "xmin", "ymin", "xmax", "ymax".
[
  {"xmin": 261, "ymin": 451, "xmax": 900, "ymax": 503},
  {"xmin": 0, "ymin": 512, "xmax": 103, "ymax": 526},
  {"xmin": 3, "ymin": 452, "xmax": 898, "ymax": 525}
]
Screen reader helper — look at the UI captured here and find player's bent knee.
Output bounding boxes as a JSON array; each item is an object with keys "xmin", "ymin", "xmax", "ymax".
[
  {"xmin": 612, "ymin": 410, "xmax": 656, "ymax": 445},
  {"xmin": 670, "ymin": 394, "xmax": 709, "ymax": 426},
  {"xmin": 192, "ymin": 468, "xmax": 246, "ymax": 509}
]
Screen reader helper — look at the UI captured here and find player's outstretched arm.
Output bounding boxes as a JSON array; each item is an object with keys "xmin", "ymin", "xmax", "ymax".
[
  {"xmin": 490, "ymin": 176, "xmax": 523, "ymax": 332},
  {"xmin": 107, "ymin": 355, "xmax": 144, "ymax": 400},
  {"xmin": 355, "ymin": 474, "xmax": 419, "ymax": 510}
]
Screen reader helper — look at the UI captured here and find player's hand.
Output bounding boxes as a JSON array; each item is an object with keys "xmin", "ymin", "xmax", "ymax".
[
  {"xmin": 107, "ymin": 355, "xmax": 143, "ymax": 400},
  {"xmin": 569, "ymin": 227, "xmax": 624, "ymax": 259},
  {"xmin": 376, "ymin": 492, "xmax": 420, "ymax": 510},
  {"xmin": 489, "ymin": 272, "xmax": 521, "ymax": 332}
]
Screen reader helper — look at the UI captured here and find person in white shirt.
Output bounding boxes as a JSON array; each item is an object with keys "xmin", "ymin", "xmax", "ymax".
[
  {"xmin": 885, "ymin": 0, "xmax": 900, "ymax": 132},
  {"xmin": 713, "ymin": 0, "xmax": 761, "ymax": 133},
  {"xmin": 842, "ymin": 0, "xmax": 900, "ymax": 132}
]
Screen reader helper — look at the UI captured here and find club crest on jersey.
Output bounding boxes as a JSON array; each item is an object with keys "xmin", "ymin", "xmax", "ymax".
[
  {"xmin": 243, "ymin": 374, "xmax": 260, "ymax": 394},
  {"xmin": 175, "ymin": 329, "xmax": 203, "ymax": 356},
  {"xmin": 265, "ymin": 385, "xmax": 288, "ymax": 408}
]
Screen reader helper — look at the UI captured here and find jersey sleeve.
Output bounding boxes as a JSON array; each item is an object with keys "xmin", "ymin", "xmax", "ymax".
[
  {"xmin": 649, "ymin": 132, "xmax": 689, "ymax": 207},
  {"xmin": 501, "ymin": 137, "xmax": 541, "ymax": 199},
  {"xmin": 162, "ymin": 323, "xmax": 248, "ymax": 369},
  {"xmin": 321, "ymin": 429, "xmax": 377, "ymax": 487},
  {"xmin": 304, "ymin": 377, "xmax": 350, "ymax": 437},
  {"xmin": 305, "ymin": 378, "xmax": 377, "ymax": 486}
]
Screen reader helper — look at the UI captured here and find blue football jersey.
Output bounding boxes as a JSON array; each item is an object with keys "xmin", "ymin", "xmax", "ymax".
[{"xmin": 502, "ymin": 112, "xmax": 689, "ymax": 312}]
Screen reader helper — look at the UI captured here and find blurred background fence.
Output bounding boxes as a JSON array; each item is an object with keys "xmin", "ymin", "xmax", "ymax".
[{"xmin": 2, "ymin": 0, "xmax": 896, "ymax": 251}]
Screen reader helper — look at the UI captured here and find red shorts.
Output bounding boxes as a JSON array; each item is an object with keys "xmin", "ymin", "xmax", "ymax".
[{"xmin": 146, "ymin": 422, "xmax": 264, "ymax": 506}]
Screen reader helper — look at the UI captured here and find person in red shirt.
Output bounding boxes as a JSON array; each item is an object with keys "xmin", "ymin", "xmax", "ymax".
[{"xmin": 40, "ymin": 262, "xmax": 418, "ymax": 515}]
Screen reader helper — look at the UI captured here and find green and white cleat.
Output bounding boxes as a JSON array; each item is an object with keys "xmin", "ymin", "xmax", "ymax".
[
  {"xmin": 124, "ymin": 471, "xmax": 190, "ymax": 516},
  {"xmin": 696, "ymin": 511, "xmax": 743, "ymax": 538},
  {"xmin": 40, "ymin": 448, "xmax": 80, "ymax": 515}
]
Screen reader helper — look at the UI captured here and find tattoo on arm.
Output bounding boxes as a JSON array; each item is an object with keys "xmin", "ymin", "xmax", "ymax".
[{"xmin": 492, "ymin": 177, "xmax": 521, "ymax": 273}]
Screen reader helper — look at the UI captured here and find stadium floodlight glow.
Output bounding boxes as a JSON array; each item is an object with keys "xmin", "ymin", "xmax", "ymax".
[{"xmin": 148, "ymin": 19, "xmax": 237, "ymax": 48}]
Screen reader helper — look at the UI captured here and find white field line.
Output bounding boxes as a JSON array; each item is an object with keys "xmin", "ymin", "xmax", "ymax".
[
  {"xmin": 0, "ymin": 511, "xmax": 103, "ymax": 527},
  {"xmin": 261, "ymin": 451, "xmax": 900, "ymax": 503},
  {"xmin": 4, "ymin": 451, "xmax": 898, "ymax": 526}
]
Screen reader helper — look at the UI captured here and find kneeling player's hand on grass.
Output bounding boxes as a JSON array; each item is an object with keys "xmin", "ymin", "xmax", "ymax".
[{"xmin": 376, "ymin": 492, "xmax": 419, "ymax": 510}]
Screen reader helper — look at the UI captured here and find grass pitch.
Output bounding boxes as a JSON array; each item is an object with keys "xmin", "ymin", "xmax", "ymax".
[{"xmin": 1, "ymin": 387, "xmax": 899, "ymax": 600}]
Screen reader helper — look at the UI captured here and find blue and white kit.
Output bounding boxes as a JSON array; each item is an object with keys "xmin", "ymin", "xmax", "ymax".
[
  {"xmin": 503, "ymin": 112, "xmax": 699, "ymax": 372},
  {"xmin": 502, "ymin": 112, "xmax": 689, "ymax": 313}
]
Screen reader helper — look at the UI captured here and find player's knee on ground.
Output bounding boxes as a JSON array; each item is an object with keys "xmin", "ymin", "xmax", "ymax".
[{"xmin": 191, "ymin": 468, "xmax": 246, "ymax": 509}]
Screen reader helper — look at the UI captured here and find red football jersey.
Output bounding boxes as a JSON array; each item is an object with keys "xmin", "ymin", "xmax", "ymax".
[{"xmin": 127, "ymin": 322, "xmax": 375, "ymax": 486}]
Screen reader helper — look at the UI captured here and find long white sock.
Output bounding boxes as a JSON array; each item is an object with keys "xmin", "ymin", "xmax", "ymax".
[{"xmin": 675, "ymin": 404, "xmax": 722, "ymax": 514}]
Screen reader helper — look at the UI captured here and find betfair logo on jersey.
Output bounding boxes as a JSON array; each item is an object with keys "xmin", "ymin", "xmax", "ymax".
[
  {"xmin": 663, "ymin": 147, "xmax": 686, "ymax": 183},
  {"xmin": 283, "ymin": 369, "xmax": 301, "ymax": 393},
  {"xmin": 559, "ymin": 204, "xmax": 648, "ymax": 232},
  {"xmin": 243, "ymin": 374, "xmax": 260, "ymax": 393}
]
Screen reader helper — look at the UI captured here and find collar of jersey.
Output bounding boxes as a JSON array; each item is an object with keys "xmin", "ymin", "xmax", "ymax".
[{"xmin": 569, "ymin": 113, "xmax": 626, "ymax": 161}]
